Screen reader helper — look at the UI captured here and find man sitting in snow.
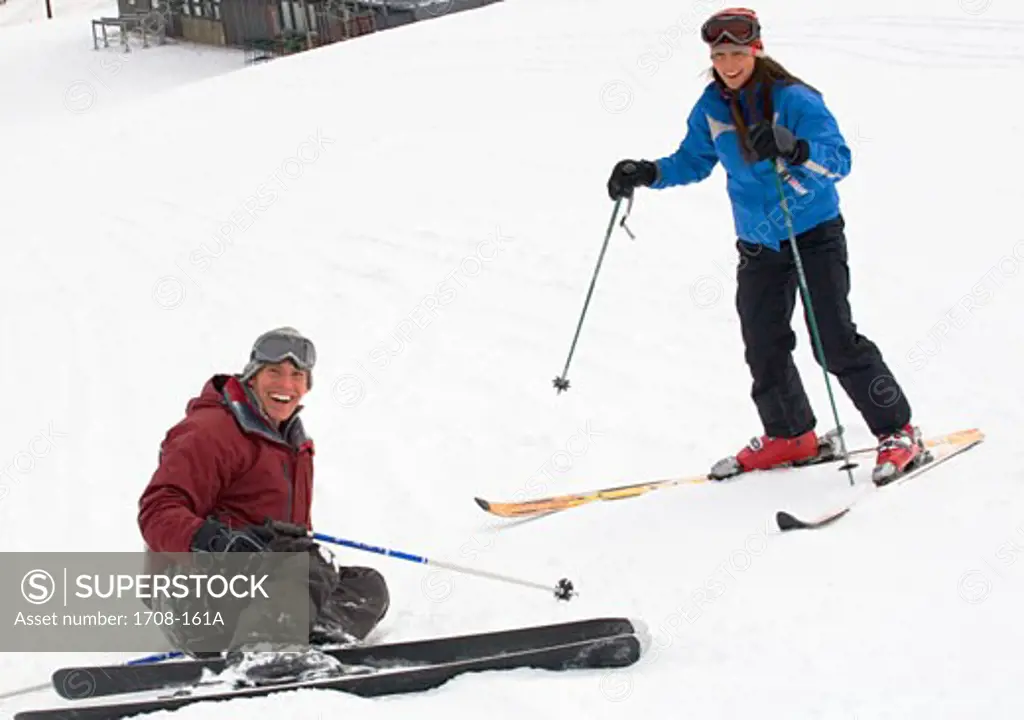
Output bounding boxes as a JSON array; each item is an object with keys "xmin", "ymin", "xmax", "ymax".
[{"xmin": 137, "ymin": 326, "xmax": 389, "ymax": 681}]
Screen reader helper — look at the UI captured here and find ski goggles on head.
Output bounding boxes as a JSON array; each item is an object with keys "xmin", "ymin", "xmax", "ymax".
[
  {"xmin": 701, "ymin": 13, "xmax": 760, "ymax": 47},
  {"xmin": 250, "ymin": 332, "xmax": 317, "ymax": 370}
]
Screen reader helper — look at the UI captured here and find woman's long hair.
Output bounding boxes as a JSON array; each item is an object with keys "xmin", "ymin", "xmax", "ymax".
[{"xmin": 710, "ymin": 55, "xmax": 819, "ymax": 162}]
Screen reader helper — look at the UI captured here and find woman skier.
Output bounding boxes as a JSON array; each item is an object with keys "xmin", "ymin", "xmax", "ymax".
[{"xmin": 606, "ymin": 7, "xmax": 924, "ymax": 485}]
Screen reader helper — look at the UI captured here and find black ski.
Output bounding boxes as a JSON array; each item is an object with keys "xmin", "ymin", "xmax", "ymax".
[
  {"xmin": 20, "ymin": 632, "xmax": 642, "ymax": 720},
  {"xmin": 52, "ymin": 616, "xmax": 637, "ymax": 700}
]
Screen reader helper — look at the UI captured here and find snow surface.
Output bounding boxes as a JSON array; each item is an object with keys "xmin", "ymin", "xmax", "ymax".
[{"xmin": 3, "ymin": 0, "xmax": 1024, "ymax": 717}]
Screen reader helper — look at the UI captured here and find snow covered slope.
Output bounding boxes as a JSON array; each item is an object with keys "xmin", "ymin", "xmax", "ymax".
[{"xmin": 3, "ymin": 0, "xmax": 1024, "ymax": 717}]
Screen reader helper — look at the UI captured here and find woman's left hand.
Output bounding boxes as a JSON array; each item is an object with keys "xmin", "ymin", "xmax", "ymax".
[{"xmin": 749, "ymin": 122, "xmax": 808, "ymax": 164}]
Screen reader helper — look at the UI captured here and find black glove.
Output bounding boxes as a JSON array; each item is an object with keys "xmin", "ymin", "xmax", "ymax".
[
  {"xmin": 263, "ymin": 520, "xmax": 310, "ymax": 538},
  {"xmin": 191, "ymin": 518, "xmax": 277, "ymax": 553},
  {"xmin": 748, "ymin": 122, "xmax": 810, "ymax": 164},
  {"xmin": 607, "ymin": 159, "xmax": 658, "ymax": 200}
]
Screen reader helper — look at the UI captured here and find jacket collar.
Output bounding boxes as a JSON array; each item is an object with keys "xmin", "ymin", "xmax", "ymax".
[
  {"xmin": 716, "ymin": 80, "xmax": 779, "ymax": 125},
  {"xmin": 217, "ymin": 375, "xmax": 313, "ymax": 452}
]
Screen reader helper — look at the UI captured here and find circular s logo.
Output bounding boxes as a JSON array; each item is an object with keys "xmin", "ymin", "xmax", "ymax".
[
  {"xmin": 21, "ymin": 569, "xmax": 56, "ymax": 605},
  {"xmin": 61, "ymin": 669, "xmax": 97, "ymax": 700}
]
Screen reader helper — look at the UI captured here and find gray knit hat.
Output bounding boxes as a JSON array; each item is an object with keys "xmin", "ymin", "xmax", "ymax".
[{"xmin": 241, "ymin": 326, "xmax": 316, "ymax": 389}]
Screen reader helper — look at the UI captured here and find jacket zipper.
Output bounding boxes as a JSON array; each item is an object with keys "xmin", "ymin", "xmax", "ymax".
[{"xmin": 282, "ymin": 459, "xmax": 294, "ymax": 524}]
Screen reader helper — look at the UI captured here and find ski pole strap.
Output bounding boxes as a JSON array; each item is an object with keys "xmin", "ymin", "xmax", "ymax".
[{"xmin": 619, "ymin": 195, "xmax": 636, "ymax": 239}]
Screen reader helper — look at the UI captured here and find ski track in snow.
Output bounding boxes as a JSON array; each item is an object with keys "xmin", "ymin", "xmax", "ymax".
[{"xmin": 2, "ymin": 0, "xmax": 1024, "ymax": 717}]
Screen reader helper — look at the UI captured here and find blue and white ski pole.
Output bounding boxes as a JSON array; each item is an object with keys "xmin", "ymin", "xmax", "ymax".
[
  {"xmin": 126, "ymin": 650, "xmax": 184, "ymax": 665},
  {"xmin": 311, "ymin": 531, "xmax": 576, "ymax": 601}
]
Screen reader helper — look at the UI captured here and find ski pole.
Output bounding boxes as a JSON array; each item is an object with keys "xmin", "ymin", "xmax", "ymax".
[
  {"xmin": 126, "ymin": 650, "xmax": 184, "ymax": 665},
  {"xmin": 773, "ymin": 159, "xmax": 856, "ymax": 486},
  {"xmin": 310, "ymin": 531, "xmax": 576, "ymax": 601},
  {"xmin": 552, "ymin": 196, "xmax": 628, "ymax": 393},
  {"xmin": 0, "ymin": 680, "xmax": 52, "ymax": 700}
]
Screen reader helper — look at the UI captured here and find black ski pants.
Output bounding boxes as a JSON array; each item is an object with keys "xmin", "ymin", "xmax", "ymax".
[
  {"xmin": 735, "ymin": 214, "xmax": 911, "ymax": 439},
  {"xmin": 145, "ymin": 536, "xmax": 389, "ymax": 657}
]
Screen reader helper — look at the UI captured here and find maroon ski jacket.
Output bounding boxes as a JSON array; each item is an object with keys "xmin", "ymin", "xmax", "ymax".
[{"xmin": 138, "ymin": 375, "xmax": 315, "ymax": 554}]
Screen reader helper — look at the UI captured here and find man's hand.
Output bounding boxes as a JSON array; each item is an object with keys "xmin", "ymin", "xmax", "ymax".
[{"xmin": 191, "ymin": 519, "xmax": 274, "ymax": 553}]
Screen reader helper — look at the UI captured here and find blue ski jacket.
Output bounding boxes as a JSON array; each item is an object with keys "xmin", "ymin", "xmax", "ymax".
[{"xmin": 650, "ymin": 80, "xmax": 852, "ymax": 250}]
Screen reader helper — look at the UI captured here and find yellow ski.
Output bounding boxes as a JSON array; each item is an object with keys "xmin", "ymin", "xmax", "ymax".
[
  {"xmin": 474, "ymin": 429, "xmax": 982, "ymax": 519},
  {"xmin": 776, "ymin": 427, "xmax": 984, "ymax": 531}
]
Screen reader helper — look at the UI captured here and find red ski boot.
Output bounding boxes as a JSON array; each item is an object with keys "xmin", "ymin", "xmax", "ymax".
[
  {"xmin": 710, "ymin": 430, "xmax": 820, "ymax": 479},
  {"xmin": 872, "ymin": 424, "xmax": 926, "ymax": 486}
]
